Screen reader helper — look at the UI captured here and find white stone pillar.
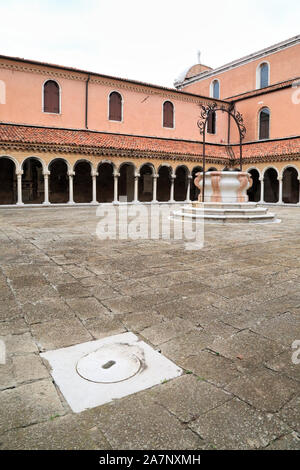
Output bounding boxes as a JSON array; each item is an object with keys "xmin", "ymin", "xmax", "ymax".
[
  {"xmin": 259, "ymin": 176, "xmax": 264, "ymax": 203},
  {"xmin": 153, "ymin": 174, "xmax": 158, "ymax": 202},
  {"xmin": 134, "ymin": 172, "xmax": 139, "ymax": 203},
  {"xmin": 278, "ymin": 176, "xmax": 283, "ymax": 204},
  {"xmin": 169, "ymin": 174, "xmax": 175, "ymax": 203},
  {"xmin": 186, "ymin": 175, "xmax": 192, "ymax": 202},
  {"xmin": 16, "ymin": 170, "xmax": 24, "ymax": 206},
  {"xmin": 113, "ymin": 171, "xmax": 119, "ymax": 203},
  {"xmin": 68, "ymin": 171, "xmax": 75, "ymax": 204},
  {"xmin": 91, "ymin": 170, "xmax": 98, "ymax": 204},
  {"xmin": 43, "ymin": 170, "xmax": 50, "ymax": 205}
]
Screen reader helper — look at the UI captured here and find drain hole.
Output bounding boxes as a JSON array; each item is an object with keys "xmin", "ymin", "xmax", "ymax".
[{"xmin": 102, "ymin": 360, "xmax": 116, "ymax": 370}]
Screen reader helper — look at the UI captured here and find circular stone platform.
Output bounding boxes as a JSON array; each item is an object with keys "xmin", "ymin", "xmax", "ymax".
[{"xmin": 76, "ymin": 343, "xmax": 142, "ymax": 384}]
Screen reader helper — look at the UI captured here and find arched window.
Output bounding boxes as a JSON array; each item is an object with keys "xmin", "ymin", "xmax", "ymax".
[
  {"xmin": 211, "ymin": 79, "xmax": 220, "ymax": 99},
  {"xmin": 43, "ymin": 80, "xmax": 60, "ymax": 113},
  {"xmin": 109, "ymin": 92, "xmax": 122, "ymax": 121},
  {"xmin": 163, "ymin": 101, "xmax": 174, "ymax": 128},
  {"xmin": 258, "ymin": 63, "xmax": 269, "ymax": 89},
  {"xmin": 259, "ymin": 108, "xmax": 270, "ymax": 140}
]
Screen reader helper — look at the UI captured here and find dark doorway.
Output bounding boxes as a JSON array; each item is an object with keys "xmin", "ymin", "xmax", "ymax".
[
  {"xmin": 190, "ymin": 166, "xmax": 203, "ymax": 201},
  {"xmin": 157, "ymin": 166, "xmax": 171, "ymax": 202},
  {"xmin": 138, "ymin": 164, "xmax": 153, "ymax": 202},
  {"xmin": 0, "ymin": 158, "xmax": 16, "ymax": 205},
  {"xmin": 247, "ymin": 169, "xmax": 261, "ymax": 202},
  {"xmin": 49, "ymin": 159, "xmax": 69, "ymax": 203},
  {"xmin": 97, "ymin": 163, "xmax": 114, "ymax": 202},
  {"xmin": 74, "ymin": 161, "xmax": 92, "ymax": 203},
  {"xmin": 283, "ymin": 167, "xmax": 299, "ymax": 204},
  {"xmin": 22, "ymin": 158, "xmax": 44, "ymax": 204},
  {"xmin": 174, "ymin": 166, "xmax": 188, "ymax": 201},
  {"xmin": 118, "ymin": 163, "xmax": 135, "ymax": 202},
  {"xmin": 264, "ymin": 168, "xmax": 279, "ymax": 203}
]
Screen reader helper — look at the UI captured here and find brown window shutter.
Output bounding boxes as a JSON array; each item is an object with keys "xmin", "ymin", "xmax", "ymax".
[
  {"xmin": 44, "ymin": 81, "xmax": 59, "ymax": 113},
  {"xmin": 163, "ymin": 101, "xmax": 174, "ymax": 128},
  {"xmin": 207, "ymin": 111, "xmax": 216, "ymax": 134},
  {"xmin": 109, "ymin": 92, "xmax": 122, "ymax": 121},
  {"xmin": 259, "ymin": 109, "xmax": 270, "ymax": 139}
]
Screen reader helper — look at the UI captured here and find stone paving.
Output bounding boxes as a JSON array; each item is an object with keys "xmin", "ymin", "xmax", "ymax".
[{"xmin": 0, "ymin": 205, "xmax": 299, "ymax": 450}]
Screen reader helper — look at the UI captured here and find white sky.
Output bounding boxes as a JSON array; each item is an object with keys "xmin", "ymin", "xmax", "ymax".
[{"xmin": 0, "ymin": 0, "xmax": 299, "ymax": 87}]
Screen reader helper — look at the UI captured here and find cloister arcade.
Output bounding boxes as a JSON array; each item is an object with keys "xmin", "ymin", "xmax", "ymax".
[{"xmin": 0, "ymin": 155, "xmax": 300, "ymax": 206}]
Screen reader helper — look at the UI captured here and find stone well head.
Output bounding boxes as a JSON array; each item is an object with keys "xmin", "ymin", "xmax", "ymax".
[{"xmin": 194, "ymin": 171, "xmax": 253, "ymax": 203}]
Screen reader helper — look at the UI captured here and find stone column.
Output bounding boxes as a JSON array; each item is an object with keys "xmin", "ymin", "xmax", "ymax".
[
  {"xmin": 134, "ymin": 172, "xmax": 139, "ymax": 203},
  {"xmin": 186, "ymin": 175, "xmax": 192, "ymax": 202},
  {"xmin": 152, "ymin": 174, "xmax": 158, "ymax": 202},
  {"xmin": 91, "ymin": 170, "xmax": 98, "ymax": 204},
  {"xmin": 113, "ymin": 171, "xmax": 119, "ymax": 204},
  {"xmin": 278, "ymin": 176, "xmax": 283, "ymax": 204},
  {"xmin": 16, "ymin": 170, "xmax": 24, "ymax": 206},
  {"xmin": 169, "ymin": 174, "xmax": 175, "ymax": 203},
  {"xmin": 259, "ymin": 176, "xmax": 264, "ymax": 203},
  {"xmin": 68, "ymin": 171, "xmax": 75, "ymax": 204},
  {"xmin": 43, "ymin": 170, "xmax": 50, "ymax": 205}
]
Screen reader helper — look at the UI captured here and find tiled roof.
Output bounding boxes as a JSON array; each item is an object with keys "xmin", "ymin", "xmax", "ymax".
[
  {"xmin": 0, "ymin": 123, "xmax": 226, "ymax": 161},
  {"xmin": 0, "ymin": 123, "xmax": 299, "ymax": 163}
]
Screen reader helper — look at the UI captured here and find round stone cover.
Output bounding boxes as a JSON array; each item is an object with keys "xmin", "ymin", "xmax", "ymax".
[{"xmin": 76, "ymin": 343, "xmax": 143, "ymax": 383}]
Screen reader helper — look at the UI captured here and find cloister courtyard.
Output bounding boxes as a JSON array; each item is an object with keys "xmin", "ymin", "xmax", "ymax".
[{"xmin": 0, "ymin": 205, "xmax": 299, "ymax": 450}]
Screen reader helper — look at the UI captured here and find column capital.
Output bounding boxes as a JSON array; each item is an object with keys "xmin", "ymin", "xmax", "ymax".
[
  {"xmin": 68, "ymin": 171, "xmax": 75, "ymax": 177},
  {"xmin": 16, "ymin": 170, "xmax": 23, "ymax": 176},
  {"xmin": 91, "ymin": 170, "xmax": 99, "ymax": 177},
  {"xmin": 43, "ymin": 170, "xmax": 50, "ymax": 177},
  {"xmin": 188, "ymin": 175, "xmax": 193, "ymax": 180},
  {"xmin": 278, "ymin": 176, "xmax": 283, "ymax": 181},
  {"xmin": 113, "ymin": 171, "xmax": 120, "ymax": 178},
  {"xmin": 153, "ymin": 173, "xmax": 159, "ymax": 178},
  {"xmin": 259, "ymin": 176, "xmax": 264, "ymax": 181},
  {"xmin": 134, "ymin": 172, "xmax": 140, "ymax": 178}
]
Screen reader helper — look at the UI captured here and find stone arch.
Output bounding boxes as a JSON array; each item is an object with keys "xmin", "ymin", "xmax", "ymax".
[
  {"xmin": 21, "ymin": 157, "xmax": 45, "ymax": 204},
  {"xmin": 118, "ymin": 162, "xmax": 136, "ymax": 202},
  {"xmin": 264, "ymin": 167, "xmax": 279, "ymax": 203},
  {"xmin": 97, "ymin": 161, "xmax": 114, "ymax": 203},
  {"xmin": 174, "ymin": 165, "xmax": 189, "ymax": 201},
  {"xmin": 0, "ymin": 156, "xmax": 17, "ymax": 204},
  {"xmin": 138, "ymin": 163, "xmax": 154, "ymax": 202},
  {"xmin": 73, "ymin": 160, "xmax": 93, "ymax": 203},
  {"xmin": 282, "ymin": 166, "xmax": 299, "ymax": 204},
  {"xmin": 247, "ymin": 168, "xmax": 261, "ymax": 202},
  {"xmin": 49, "ymin": 158, "xmax": 69, "ymax": 203},
  {"xmin": 157, "ymin": 165, "xmax": 172, "ymax": 202}
]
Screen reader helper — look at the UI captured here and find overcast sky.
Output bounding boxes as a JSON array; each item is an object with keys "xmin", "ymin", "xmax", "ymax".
[{"xmin": 0, "ymin": 0, "xmax": 299, "ymax": 87}]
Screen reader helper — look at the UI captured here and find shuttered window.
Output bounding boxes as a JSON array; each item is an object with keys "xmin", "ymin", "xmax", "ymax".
[
  {"xmin": 259, "ymin": 108, "xmax": 270, "ymax": 140},
  {"xmin": 43, "ymin": 80, "xmax": 60, "ymax": 113},
  {"xmin": 109, "ymin": 92, "xmax": 122, "ymax": 121},
  {"xmin": 207, "ymin": 111, "xmax": 216, "ymax": 134},
  {"xmin": 163, "ymin": 101, "xmax": 174, "ymax": 128}
]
